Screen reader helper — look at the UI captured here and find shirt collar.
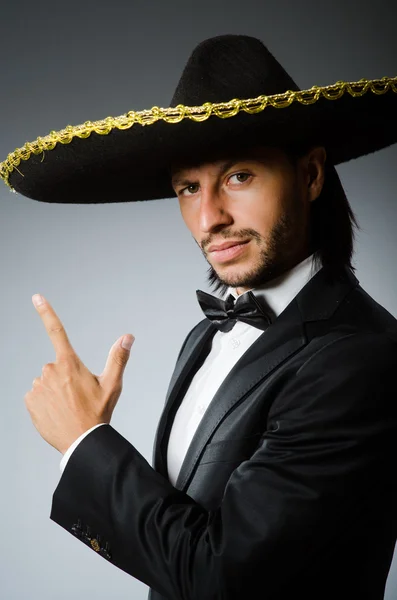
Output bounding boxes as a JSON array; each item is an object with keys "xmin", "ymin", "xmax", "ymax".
[{"xmin": 224, "ymin": 253, "xmax": 323, "ymax": 321}]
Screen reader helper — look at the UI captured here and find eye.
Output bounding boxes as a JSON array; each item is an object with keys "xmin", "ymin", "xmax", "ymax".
[
  {"xmin": 177, "ymin": 172, "xmax": 252, "ymax": 197},
  {"xmin": 228, "ymin": 172, "xmax": 251, "ymax": 185},
  {"xmin": 179, "ymin": 183, "xmax": 200, "ymax": 197}
]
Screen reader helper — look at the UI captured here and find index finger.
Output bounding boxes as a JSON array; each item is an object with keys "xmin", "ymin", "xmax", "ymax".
[{"xmin": 32, "ymin": 294, "xmax": 75, "ymax": 360}]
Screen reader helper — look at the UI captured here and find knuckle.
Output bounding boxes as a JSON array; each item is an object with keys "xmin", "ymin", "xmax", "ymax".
[
  {"xmin": 57, "ymin": 355, "xmax": 69, "ymax": 367},
  {"xmin": 58, "ymin": 354, "xmax": 78, "ymax": 371},
  {"xmin": 114, "ymin": 354, "xmax": 127, "ymax": 368},
  {"xmin": 42, "ymin": 363, "xmax": 54, "ymax": 376},
  {"xmin": 63, "ymin": 372, "xmax": 74, "ymax": 385},
  {"xmin": 50, "ymin": 324, "xmax": 65, "ymax": 335}
]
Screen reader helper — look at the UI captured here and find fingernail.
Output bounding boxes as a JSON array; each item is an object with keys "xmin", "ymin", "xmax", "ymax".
[
  {"xmin": 122, "ymin": 335, "xmax": 134, "ymax": 350},
  {"xmin": 32, "ymin": 294, "xmax": 44, "ymax": 307}
]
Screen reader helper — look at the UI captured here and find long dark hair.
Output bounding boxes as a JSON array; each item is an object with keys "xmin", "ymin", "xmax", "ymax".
[{"xmin": 207, "ymin": 144, "xmax": 360, "ymax": 294}]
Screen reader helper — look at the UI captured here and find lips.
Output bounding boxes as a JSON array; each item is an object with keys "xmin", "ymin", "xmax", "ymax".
[
  {"xmin": 207, "ymin": 240, "xmax": 250, "ymax": 264},
  {"xmin": 207, "ymin": 240, "xmax": 249, "ymax": 252}
]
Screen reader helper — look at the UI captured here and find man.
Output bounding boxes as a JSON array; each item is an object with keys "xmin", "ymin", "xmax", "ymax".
[{"xmin": 1, "ymin": 35, "xmax": 397, "ymax": 600}]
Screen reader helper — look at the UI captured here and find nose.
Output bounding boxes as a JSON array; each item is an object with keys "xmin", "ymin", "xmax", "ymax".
[{"xmin": 199, "ymin": 187, "xmax": 233, "ymax": 233}]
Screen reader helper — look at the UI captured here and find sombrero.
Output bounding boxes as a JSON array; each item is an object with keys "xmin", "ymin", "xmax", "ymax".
[{"xmin": 1, "ymin": 34, "xmax": 396, "ymax": 204}]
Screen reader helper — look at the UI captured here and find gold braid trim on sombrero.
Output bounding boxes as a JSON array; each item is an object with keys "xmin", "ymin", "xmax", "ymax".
[{"xmin": 1, "ymin": 76, "xmax": 396, "ymax": 192}]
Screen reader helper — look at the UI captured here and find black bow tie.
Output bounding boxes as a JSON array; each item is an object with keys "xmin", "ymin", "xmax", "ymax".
[{"xmin": 196, "ymin": 289, "xmax": 272, "ymax": 332}]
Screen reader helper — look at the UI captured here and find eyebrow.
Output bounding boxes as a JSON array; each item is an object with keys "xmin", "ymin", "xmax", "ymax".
[{"xmin": 171, "ymin": 158, "xmax": 248, "ymax": 189}]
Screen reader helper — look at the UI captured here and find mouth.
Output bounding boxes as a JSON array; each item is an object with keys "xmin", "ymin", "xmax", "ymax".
[
  {"xmin": 208, "ymin": 240, "xmax": 250, "ymax": 252},
  {"xmin": 208, "ymin": 240, "xmax": 250, "ymax": 263}
]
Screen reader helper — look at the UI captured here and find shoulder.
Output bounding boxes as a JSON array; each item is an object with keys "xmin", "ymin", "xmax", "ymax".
[
  {"xmin": 300, "ymin": 329, "xmax": 397, "ymax": 376},
  {"xmin": 337, "ymin": 279, "xmax": 397, "ymax": 341},
  {"xmin": 270, "ymin": 330, "xmax": 397, "ymax": 425}
]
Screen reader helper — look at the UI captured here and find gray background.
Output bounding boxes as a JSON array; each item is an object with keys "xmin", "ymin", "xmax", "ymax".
[{"xmin": 1, "ymin": 0, "xmax": 396, "ymax": 598}]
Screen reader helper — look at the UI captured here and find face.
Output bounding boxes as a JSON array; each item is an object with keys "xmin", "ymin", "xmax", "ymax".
[{"xmin": 171, "ymin": 146, "xmax": 326, "ymax": 295}]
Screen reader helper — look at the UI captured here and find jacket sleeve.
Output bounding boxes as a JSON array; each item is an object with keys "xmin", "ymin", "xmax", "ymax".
[{"xmin": 49, "ymin": 332, "xmax": 397, "ymax": 600}]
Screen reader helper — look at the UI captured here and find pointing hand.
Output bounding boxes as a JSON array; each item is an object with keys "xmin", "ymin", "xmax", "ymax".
[{"xmin": 24, "ymin": 294, "xmax": 134, "ymax": 454}]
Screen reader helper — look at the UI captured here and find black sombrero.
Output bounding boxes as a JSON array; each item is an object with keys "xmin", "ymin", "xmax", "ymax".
[{"xmin": 1, "ymin": 34, "xmax": 396, "ymax": 204}]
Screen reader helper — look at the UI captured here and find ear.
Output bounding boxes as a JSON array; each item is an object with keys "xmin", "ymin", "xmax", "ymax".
[{"xmin": 306, "ymin": 146, "xmax": 327, "ymax": 202}]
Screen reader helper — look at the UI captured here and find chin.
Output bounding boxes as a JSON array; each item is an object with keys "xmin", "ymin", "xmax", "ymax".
[{"xmin": 213, "ymin": 265, "xmax": 257, "ymax": 288}]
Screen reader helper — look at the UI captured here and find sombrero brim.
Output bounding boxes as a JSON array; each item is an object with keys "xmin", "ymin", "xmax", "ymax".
[{"xmin": 1, "ymin": 76, "xmax": 396, "ymax": 204}]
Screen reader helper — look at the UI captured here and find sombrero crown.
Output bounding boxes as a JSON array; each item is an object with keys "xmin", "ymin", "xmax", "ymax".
[{"xmin": 1, "ymin": 34, "xmax": 396, "ymax": 203}]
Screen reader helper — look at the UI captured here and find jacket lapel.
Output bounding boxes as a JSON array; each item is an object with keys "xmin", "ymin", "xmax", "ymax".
[
  {"xmin": 152, "ymin": 320, "xmax": 217, "ymax": 477},
  {"xmin": 175, "ymin": 299, "xmax": 306, "ymax": 490}
]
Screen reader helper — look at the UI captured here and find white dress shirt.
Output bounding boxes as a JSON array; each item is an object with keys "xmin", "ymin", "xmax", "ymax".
[{"xmin": 60, "ymin": 253, "xmax": 322, "ymax": 476}]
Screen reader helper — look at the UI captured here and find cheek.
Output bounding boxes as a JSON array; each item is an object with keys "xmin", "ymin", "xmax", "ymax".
[{"xmin": 233, "ymin": 196, "xmax": 281, "ymax": 232}]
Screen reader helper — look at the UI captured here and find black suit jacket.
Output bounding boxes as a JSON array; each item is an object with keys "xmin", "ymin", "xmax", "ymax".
[{"xmin": 50, "ymin": 266, "xmax": 397, "ymax": 600}]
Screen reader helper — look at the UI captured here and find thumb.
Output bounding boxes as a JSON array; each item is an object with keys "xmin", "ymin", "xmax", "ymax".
[{"xmin": 100, "ymin": 334, "xmax": 134, "ymax": 387}]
